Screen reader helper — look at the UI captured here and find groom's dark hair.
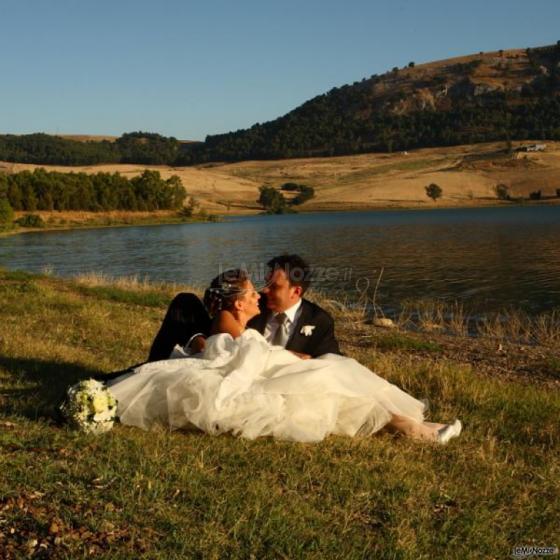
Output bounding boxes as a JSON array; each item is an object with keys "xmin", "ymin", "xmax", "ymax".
[{"xmin": 267, "ymin": 254, "xmax": 311, "ymax": 294}]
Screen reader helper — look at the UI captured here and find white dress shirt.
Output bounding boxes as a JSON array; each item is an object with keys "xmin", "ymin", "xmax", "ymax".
[{"xmin": 263, "ymin": 299, "xmax": 303, "ymax": 346}]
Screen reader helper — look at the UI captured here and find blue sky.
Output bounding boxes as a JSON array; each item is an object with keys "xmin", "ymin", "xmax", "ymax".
[{"xmin": 1, "ymin": 0, "xmax": 559, "ymax": 140}]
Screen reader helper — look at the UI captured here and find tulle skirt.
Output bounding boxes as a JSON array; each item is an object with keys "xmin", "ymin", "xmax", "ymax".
[{"xmin": 108, "ymin": 330, "xmax": 425, "ymax": 442}]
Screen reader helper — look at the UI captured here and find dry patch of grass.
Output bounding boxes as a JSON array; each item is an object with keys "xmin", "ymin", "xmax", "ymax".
[{"xmin": 72, "ymin": 271, "xmax": 197, "ymax": 296}]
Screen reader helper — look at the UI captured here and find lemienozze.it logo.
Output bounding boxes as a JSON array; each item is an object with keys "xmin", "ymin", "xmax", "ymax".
[{"xmin": 512, "ymin": 545, "xmax": 558, "ymax": 559}]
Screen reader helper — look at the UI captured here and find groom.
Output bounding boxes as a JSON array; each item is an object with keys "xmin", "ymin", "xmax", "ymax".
[
  {"xmin": 149, "ymin": 254, "xmax": 340, "ymax": 360},
  {"xmin": 246, "ymin": 254, "xmax": 340, "ymax": 358}
]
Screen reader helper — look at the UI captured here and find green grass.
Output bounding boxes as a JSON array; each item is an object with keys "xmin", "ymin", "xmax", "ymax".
[
  {"xmin": 545, "ymin": 356, "xmax": 560, "ymax": 379},
  {"xmin": 371, "ymin": 332, "xmax": 443, "ymax": 353},
  {"xmin": 0, "ymin": 269, "xmax": 558, "ymax": 558},
  {"xmin": 74, "ymin": 284, "xmax": 175, "ymax": 308}
]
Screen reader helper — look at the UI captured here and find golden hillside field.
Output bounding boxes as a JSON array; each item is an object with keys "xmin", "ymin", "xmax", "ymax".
[{"xmin": 2, "ymin": 140, "xmax": 560, "ymax": 214}]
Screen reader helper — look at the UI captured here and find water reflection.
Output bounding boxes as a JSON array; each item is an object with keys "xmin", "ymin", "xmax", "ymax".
[{"xmin": 1, "ymin": 206, "xmax": 560, "ymax": 313}]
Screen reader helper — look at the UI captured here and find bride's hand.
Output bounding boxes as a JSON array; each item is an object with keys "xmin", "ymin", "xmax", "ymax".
[
  {"xmin": 191, "ymin": 335, "xmax": 207, "ymax": 353},
  {"xmin": 289, "ymin": 351, "xmax": 311, "ymax": 360}
]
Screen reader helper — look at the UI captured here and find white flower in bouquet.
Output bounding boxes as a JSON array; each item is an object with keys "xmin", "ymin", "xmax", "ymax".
[{"xmin": 60, "ymin": 379, "xmax": 118, "ymax": 434}]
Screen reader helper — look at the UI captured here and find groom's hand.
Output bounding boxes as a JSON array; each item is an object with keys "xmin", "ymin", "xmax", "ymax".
[{"xmin": 289, "ymin": 351, "xmax": 311, "ymax": 360}]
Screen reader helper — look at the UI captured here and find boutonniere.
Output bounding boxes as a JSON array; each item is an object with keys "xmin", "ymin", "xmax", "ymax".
[{"xmin": 300, "ymin": 325, "xmax": 315, "ymax": 336}]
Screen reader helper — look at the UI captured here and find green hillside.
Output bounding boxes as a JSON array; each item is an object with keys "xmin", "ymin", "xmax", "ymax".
[
  {"xmin": 2, "ymin": 44, "xmax": 560, "ymax": 166},
  {"xmin": 183, "ymin": 44, "xmax": 560, "ymax": 162}
]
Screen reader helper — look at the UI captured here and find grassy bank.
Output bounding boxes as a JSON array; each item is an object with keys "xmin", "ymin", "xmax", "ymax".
[
  {"xmin": 0, "ymin": 270, "xmax": 558, "ymax": 558},
  {"xmin": 0, "ymin": 210, "xmax": 222, "ymax": 238}
]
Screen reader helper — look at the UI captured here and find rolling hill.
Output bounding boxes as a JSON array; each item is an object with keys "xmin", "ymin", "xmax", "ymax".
[
  {"xmin": 185, "ymin": 44, "xmax": 560, "ymax": 163},
  {"xmin": 4, "ymin": 140, "xmax": 560, "ymax": 215},
  {"xmin": 2, "ymin": 44, "xmax": 560, "ymax": 167}
]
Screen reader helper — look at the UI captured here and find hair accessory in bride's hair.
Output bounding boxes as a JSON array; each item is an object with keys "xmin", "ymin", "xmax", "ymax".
[{"xmin": 203, "ymin": 269, "xmax": 250, "ymax": 316}]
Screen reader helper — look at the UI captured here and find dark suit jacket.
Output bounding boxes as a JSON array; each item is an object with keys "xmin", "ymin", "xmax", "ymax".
[
  {"xmin": 99, "ymin": 293, "xmax": 341, "ymax": 382},
  {"xmin": 247, "ymin": 297, "xmax": 341, "ymax": 357}
]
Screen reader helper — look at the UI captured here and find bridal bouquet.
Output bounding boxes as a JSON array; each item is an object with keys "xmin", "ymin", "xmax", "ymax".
[{"xmin": 60, "ymin": 379, "xmax": 118, "ymax": 434}]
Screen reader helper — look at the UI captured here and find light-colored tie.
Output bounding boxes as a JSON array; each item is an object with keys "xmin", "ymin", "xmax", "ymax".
[{"xmin": 272, "ymin": 312, "xmax": 289, "ymax": 347}]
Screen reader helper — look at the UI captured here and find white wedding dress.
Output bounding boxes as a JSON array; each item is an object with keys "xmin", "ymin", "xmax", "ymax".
[{"xmin": 108, "ymin": 329, "xmax": 426, "ymax": 442}]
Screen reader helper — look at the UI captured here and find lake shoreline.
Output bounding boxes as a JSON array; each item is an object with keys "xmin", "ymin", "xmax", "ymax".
[
  {"xmin": 2, "ymin": 197, "xmax": 560, "ymax": 238},
  {"xmin": 2, "ymin": 206, "xmax": 560, "ymax": 315},
  {"xmin": 0, "ymin": 211, "xmax": 222, "ymax": 238},
  {"xmin": 1, "ymin": 267, "xmax": 559, "ymax": 386},
  {"xmin": 0, "ymin": 268, "xmax": 558, "ymax": 390}
]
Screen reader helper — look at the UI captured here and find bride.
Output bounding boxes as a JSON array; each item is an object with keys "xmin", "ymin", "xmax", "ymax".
[{"xmin": 108, "ymin": 269, "xmax": 462, "ymax": 444}]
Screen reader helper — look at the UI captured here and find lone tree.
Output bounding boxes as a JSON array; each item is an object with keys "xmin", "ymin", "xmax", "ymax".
[
  {"xmin": 495, "ymin": 184, "xmax": 510, "ymax": 200},
  {"xmin": 258, "ymin": 186, "xmax": 288, "ymax": 214},
  {"xmin": 529, "ymin": 190, "xmax": 542, "ymax": 200},
  {"xmin": 425, "ymin": 183, "xmax": 443, "ymax": 202}
]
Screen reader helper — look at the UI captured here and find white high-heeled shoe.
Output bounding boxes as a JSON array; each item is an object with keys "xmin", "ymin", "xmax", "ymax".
[
  {"xmin": 419, "ymin": 398, "xmax": 430, "ymax": 413},
  {"xmin": 436, "ymin": 419, "xmax": 462, "ymax": 444}
]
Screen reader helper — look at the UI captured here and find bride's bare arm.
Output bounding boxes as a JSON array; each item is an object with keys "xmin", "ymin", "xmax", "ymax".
[
  {"xmin": 289, "ymin": 351, "xmax": 311, "ymax": 359},
  {"xmin": 210, "ymin": 310, "xmax": 244, "ymax": 338}
]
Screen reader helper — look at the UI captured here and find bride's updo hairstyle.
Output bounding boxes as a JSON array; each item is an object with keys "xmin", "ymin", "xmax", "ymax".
[{"xmin": 203, "ymin": 269, "xmax": 250, "ymax": 317}]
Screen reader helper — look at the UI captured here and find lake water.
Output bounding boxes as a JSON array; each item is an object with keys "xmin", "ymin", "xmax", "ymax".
[{"xmin": 1, "ymin": 206, "xmax": 560, "ymax": 314}]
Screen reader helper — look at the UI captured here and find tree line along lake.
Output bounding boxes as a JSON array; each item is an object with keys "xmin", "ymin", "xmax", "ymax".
[{"xmin": 1, "ymin": 206, "xmax": 560, "ymax": 316}]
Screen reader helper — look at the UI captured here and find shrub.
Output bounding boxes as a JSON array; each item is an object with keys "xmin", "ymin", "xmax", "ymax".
[
  {"xmin": 280, "ymin": 183, "xmax": 300, "ymax": 191},
  {"xmin": 258, "ymin": 186, "xmax": 288, "ymax": 214},
  {"xmin": 556, "ymin": 188, "xmax": 560, "ymax": 198},
  {"xmin": 0, "ymin": 198, "xmax": 14, "ymax": 226},
  {"xmin": 291, "ymin": 185, "xmax": 315, "ymax": 206},
  {"xmin": 15, "ymin": 214, "xmax": 45, "ymax": 228},
  {"xmin": 529, "ymin": 190, "xmax": 542, "ymax": 200},
  {"xmin": 279, "ymin": 183, "xmax": 315, "ymax": 205},
  {"xmin": 425, "ymin": 183, "xmax": 442, "ymax": 201},
  {"xmin": 178, "ymin": 196, "xmax": 199, "ymax": 218},
  {"xmin": 495, "ymin": 184, "xmax": 510, "ymax": 200}
]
